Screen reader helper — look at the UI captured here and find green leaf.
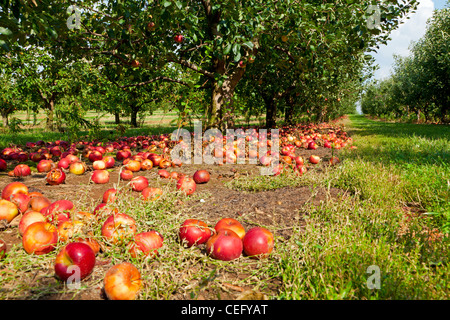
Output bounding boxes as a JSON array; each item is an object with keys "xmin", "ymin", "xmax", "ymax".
[{"xmin": 0, "ymin": 27, "xmax": 13, "ymax": 36}]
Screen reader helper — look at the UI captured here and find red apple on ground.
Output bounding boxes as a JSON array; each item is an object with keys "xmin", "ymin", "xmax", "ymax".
[
  {"xmin": 130, "ymin": 176, "xmax": 148, "ymax": 192},
  {"xmin": 127, "ymin": 231, "xmax": 164, "ymax": 259},
  {"xmin": 193, "ymin": 170, "xmax": 210, "ymax": 184},
  {"xmin": 69, "ymin": 161, "xmax": 87, "ymax": 175},
  {"xmin": 13, "ymin": 164, "xmax": 31, "ymax": 177},
  {"xmin": 103, "ymin": 156, "xmax": 115, "ymax": 168},
  {"xmin": 158, "ymin": 169, "xmax": 169, "ymax": 179},
  {"xmin": 9, "ymin": 193, "xmax": 30, "ymax": 213},
  {"xmin": 206, "ymin": 229, "xmax": 243, "ymax": 261},
  {"xmin": 57, "ymin": 220, "xmax": 85, "ymax": 242},
  {"xmin": 46, "ymin": 168, "xmax": 66, "ymax": 185},
  {"xmin": 88, "ymin": 150, "xmax": 103, "ymax": 162},
  {"xmin": 141, "ymin": 187, "xmax": 163, "ymax": 201},
  {"xmin": 0, "ymin": 199, "xmax": 19, "ymax": 223},
  {"xmin": 140, "ymin": 159, "xmax": 153, "ymax": 170},
  {"xmin": 103, "ymin": 262, "xmax": 142, "ymax": 300},
  {"xmin": 242, "ymin": 227, "xmax": 274, "ymax": 259},
  {"xmin": 101, "ymin": 213, "xmax": 137, "ymax": 244},
  {"xmin": 57, "ymin": 157, "xmax": 70, "ymax": 169},
  {"xmin": 309, "ymin": 155, "xmax": 321, "ymax": 164},
  {"xmin": 37, "ymin": 160, "xmax": 54, "ymax": 173},
  {"xmin": 214, "ymin": 218, "xmax": 246, "ymax": 240},
  {"xmin": 179, "ymin": 219, "xmax": 212, "ymax": 247},
  {"xmin": 28, "ymin": 196, "xmax": 51, "ymax": 213},
  {"xmin": 120, "ymin": 169, "xmax": 133, "ymax": 181},
  {"xmin": 91, "ymin": 170, "xmax": 110, "ymax": 184},
  {"xmin": 176, "ymin": 176, "xmax": 196, "ymax": 196},
  {"xmin": 54, "ymin": 242, "xmax": 96, "ymax": 282},
  {"xmin": 75, "ymin": 237, "xmax": 101, "ymax": 255},
  {"xmin": 0, "ymin": 159, "xmax": 7, "ymax": 171},
  {"xmin": 1, "ymin": 181, "xmax": 28, "ymax": 200},
  {"xmin": 102, "ymin": 188, "xmax": 118, "ymax": 203},
  {"xmin": 22, "ymin": 221, "xmax": 58, "ymax": 255},
  {"xmin": 18, "ymin": 210, "xmax": 47, "ymax": 236},
  {"xmin": 93, "ymin": 160, "xmax": 106, "ymax": 170}
]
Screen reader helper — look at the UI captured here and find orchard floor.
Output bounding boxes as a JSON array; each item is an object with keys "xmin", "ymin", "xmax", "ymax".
[{"xmin": 0, "ymin": 140, "xmax": 344, "ymax": 300}]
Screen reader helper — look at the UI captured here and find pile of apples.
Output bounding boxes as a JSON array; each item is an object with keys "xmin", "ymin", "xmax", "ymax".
[
  {"xmin": 179, "ymin": 217, "xmax": 274, "ymax": 261},
  {"xmin": 0, "ymin": 180, "xmax": 164, "ymax": 300}
]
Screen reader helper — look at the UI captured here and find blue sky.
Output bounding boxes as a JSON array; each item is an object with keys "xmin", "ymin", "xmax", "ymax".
[{"xmin": 370, "ymin": 0, "xmax": 448, "ymax": 80}]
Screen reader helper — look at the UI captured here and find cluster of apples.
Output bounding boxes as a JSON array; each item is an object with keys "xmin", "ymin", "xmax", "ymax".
[
  {"xmin": 179, "ymin": 217, "xmax": 274, "ymax": 261},
  {"xmin": 0, "ymin": 180, "xmax": 164, "ymax": 300}
]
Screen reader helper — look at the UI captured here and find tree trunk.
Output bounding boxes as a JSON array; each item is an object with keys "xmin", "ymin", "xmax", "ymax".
[
  {"xmin": 284, "ymin": 95, "xmax": 295, "ymax": 125},
  {"xmin": 130, "ymin": 106, "xmax": 139, "ymax": 128},
  {"xmin": 114, "ymin": 111, "xmax": 121, "ymax": 125},
  {"xmin": 265, "ymin": 96, "xmax": 277, "ymax": 129},
  {"xmin": 1, "ymin": 113, "xmax": 8, "ymax": 127},
  {"xmin": 46, "ymin": 99, "xmax": 55, "ymax": 131},
  {"xmin": 207, "ymin": 62, "xmax": 246, "ymax": 130}
]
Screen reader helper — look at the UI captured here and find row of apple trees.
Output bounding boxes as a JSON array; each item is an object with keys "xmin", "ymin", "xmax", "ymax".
[
  {"xmin": 361, "ymin": 6, "xmax": 449, "ymax": 123},
  {"xmin": 0, "ymin": 0, "xmax": 418, "ymax": 132}
]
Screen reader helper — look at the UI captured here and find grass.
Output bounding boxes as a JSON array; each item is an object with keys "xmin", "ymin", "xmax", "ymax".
[{"xmin": 1, "ymin": 114, "xmax": 449, "ymax": 300}]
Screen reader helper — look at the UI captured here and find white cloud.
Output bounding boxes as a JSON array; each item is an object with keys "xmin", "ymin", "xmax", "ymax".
[{"xmin": 370, "ymin": 0, "xmax": 435, "ymax": 80}]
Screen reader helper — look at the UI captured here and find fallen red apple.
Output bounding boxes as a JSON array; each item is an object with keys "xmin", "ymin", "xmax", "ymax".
[
  {"xmin": 46, "ymin": 168, "xmax": 66, "ymax": 185},
  {"xmin": 0, "ymin": 199, "xmax": 19, "ymax": 223},
  {"xmin": 69, "ymin": 161, "xmax": 87, "ymax": 175},
  {"xmin": 54, "ymin": 242, "xmax": 96, "ymax": 282},
  {"xmin": 93, "ymin": 160, "xmax": 106, "ymax": 170},
  {"xmin": 309, "ymin": 155, "xmax": 321, "ymax": 164},
  {"xmin": 28, "ymin": 196, "xmax": 52, "ymax": 213},
  {"xmin": 141, "ymin": 187, "xmax": 163, "ymax": 201},
  {"xmin": 176, "ymin": 176, "xmax": 196, "ymax": 196},
  {"xmin": 13, "ymin": 164, "xmax": 31, "ymax": 177},
  {"xmin": 125, "ymin": 160, "xmax": 141, "ymax": 172},
  {"xmin": 158, "ymin": 169, "xmax": 169, "ymax": 179},
  {"xmin": 1, "ymin": 181, "xmax": 28, "ymax": 200},
  {"xmin": 9, "ymin": 193, "xmax": 30, "ymax": 214},
  {"xmin": 88, "ymin": 150, "xmax": 103, "ymax": 163},
  {"xmin": 206, "ymin": 229, "xmax": 243, "ymax": 261},
  {"xmin": 103, "ymin": 262, "xmax": 142, "ymax": 300},
  {"xmin": 57, "ymin": 157, "xmax": 70, "ymax": 170},
  {"xmin": 179, "ymin": 219, "xmax": 212, "ymax": 247},
  {"xmin": 214, "ymin": 217, "xmax": 246, "ymax": 240},
  {"xmin": 101, "ymin": 213, "xmax": 137, "ymax": 244},
  {"xmin": 102, "ymin": 188, "xmax": 118, "ymax": 203},
  {"xmin": 127, "ymin": 231, "xmax": 164, "ymax": 259},
  {"xmin": 57, "ymin": 220, "xmax": 85, "ymax": 242},
  {"xmin": 193, "ymin": 170, "xmax": 210, "ymax": 184},
  {"xmin": 242, "ymin": 227, "xmax": 274, "ymax": 259},
  {"xmin": 130, "ymin": 176, "xmax": 148, "ymax": 192},
  {"xmin": 120, "ymin": 169, "xmax": 133, "ymax": 181},
  {"xmin": 18, "ymin": 210, "xmax": 47, "ymax": 236},
  {"xmin": 0, "ymin": 159, "xmax": 7, "ymax": 171},
  {"xmin": 22, "ymin": 221, "xmax": 58, "ymax": 255},
  {"xmin": 37, "ymin": 159, "xmax": 55, "ymax": 173},
  {"xmin": 103, "ymin": 156, "xmax": 115, "ymax": 169},
  {"xmin": 91, "ymin": 170, "xmax": 110, "ymax": 184}
]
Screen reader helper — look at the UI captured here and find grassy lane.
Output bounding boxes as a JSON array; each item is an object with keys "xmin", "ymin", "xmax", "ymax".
[{"xmin": 271, "ymin": 115, "xmax": 449, "ymax": 299}]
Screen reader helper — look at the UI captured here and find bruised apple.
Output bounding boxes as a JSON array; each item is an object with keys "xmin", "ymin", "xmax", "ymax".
[
  {"xmin": 0, "ymin": 199, "xmax": 19, "ymax": 223},
  {"xmin": 101, "ymin": 213, "xmax": 137, "ymax": 244},
  {"xmin": 103, "ymin": 262, "xmax": 142, "ymax": 300},
  {"xmin": 179, "ymin": 219, "xmax": 212, "ymax": 247},
  {"xmin": 141, "ymin": 187, "xmax": 163, "ymax": 201},
  {"xmin": 22, "ymin": 221, "xmax": 58, "ymax": 255},
  {"xmin": 46, "ymin": 168, "xmax": 66, "ymax": 185},
  {"xmin": 127, "ymin": 231, "xmax": 164, "ymax": 259},
  {"xmin": 176, "ymin": 176, "xmax": 196, "ymax": 196},
  {"xmin": 130, "ymin": 176, "xmax": 148, "ymax": 192}
]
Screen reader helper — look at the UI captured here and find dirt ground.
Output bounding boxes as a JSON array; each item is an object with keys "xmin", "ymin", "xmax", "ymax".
[{"xmin": 0, "ymin": 131, "xmax": 345, "ymax": 300}]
